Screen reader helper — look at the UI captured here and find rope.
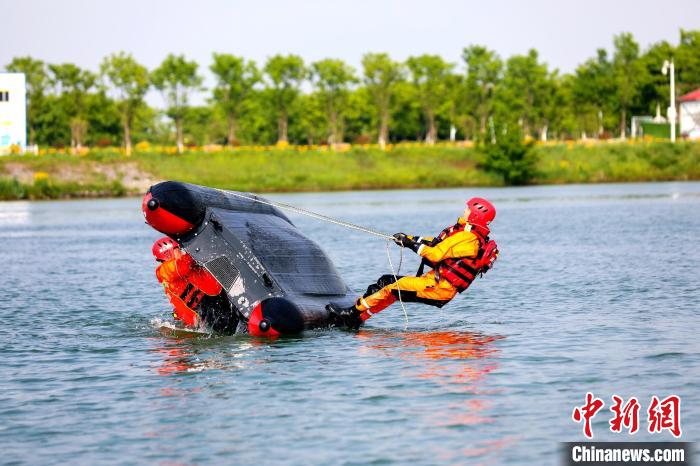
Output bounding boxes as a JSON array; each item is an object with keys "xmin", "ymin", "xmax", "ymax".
[
  {"xmin": 214, "ymin": 188, "xmax": 409, "ymax": 326},
  {"xmin": 385, "ymin": 240, "xmax": 409, "ymax": 328}
]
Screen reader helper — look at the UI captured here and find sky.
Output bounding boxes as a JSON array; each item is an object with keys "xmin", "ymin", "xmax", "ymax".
[{"xmin": 3, "ymin": 0, "xmax": 700, "ymax": 105}]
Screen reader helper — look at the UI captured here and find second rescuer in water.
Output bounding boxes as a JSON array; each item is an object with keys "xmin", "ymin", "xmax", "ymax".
[
  {"xmin": 152, "ymin": 236, "xmax": 222, "ymax": 327},
  {"xmin": 328, "ymin": 197, "xmax": 499, "ymax": 329}
]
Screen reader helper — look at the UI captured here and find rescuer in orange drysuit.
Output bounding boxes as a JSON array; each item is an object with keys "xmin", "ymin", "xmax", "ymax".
[
  {"xmin": 328, "ymin": 197, "xmax": 499, "ymax": 329},
  {"xmin": 152, "ymin": 236, "xmax": 222, "ymax": 328}
]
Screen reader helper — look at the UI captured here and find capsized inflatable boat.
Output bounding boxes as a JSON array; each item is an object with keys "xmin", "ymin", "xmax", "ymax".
[{"xmin": 143, "ymin": 181, "xmax": 356, "ymax": 336}]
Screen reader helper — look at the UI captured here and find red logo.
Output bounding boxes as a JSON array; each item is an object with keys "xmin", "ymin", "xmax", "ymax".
[
  {"xmin": 572, "ymin": 392, "xmax": 605, "ymax": 439},
  {"xmin": 648, "ymin": 395, "xmax": 682, "ymax": 438},
  {"xmin": 572, "ymin": 393, "xmax": 682, "ymax": 439},
  {"xmin": 609, "ymin": 395, "xmax": 640, "ymax": 434}
]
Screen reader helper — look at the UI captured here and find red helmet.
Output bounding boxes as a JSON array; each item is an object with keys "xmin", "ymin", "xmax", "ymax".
[
  {"xmin": 466, "ymin": 197, "xmax": 496, "ymax": 229},
  {"xmin": 152, "ymin": 236, "xmax": 179, "ymax": 261}
]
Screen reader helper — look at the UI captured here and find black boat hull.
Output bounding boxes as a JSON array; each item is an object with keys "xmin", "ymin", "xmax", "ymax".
[{"xmin": 144, "ymin": 181, "xmax": 356, "ymax": 335}]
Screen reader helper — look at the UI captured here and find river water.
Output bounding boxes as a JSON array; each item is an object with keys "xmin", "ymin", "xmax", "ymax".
[{"xmin": 1, "ymin": 182, "xmax": 699, "ymax": 465}]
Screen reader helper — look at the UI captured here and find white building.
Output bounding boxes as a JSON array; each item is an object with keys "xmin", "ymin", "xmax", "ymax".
[
  {"xmin": 679, "ymin": 88, "xmax": 700, "ymax": 140},
  {"xmin": 0, "ymin": 73, "xmax": 27, "ymax": 154}
]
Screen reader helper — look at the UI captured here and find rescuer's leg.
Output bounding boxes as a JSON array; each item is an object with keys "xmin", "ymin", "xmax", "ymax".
[
  {"xmin": 171, "ymin": 298, "xmax": 201, "ymax": 327},
  {"xmin": 326, "ymin": 275, "xmax": 403, "ymax": 328},
  {"xmin": 328, "ymin": 273, "xmax": 454, "ymax": 329},
  {"xmin": 357, "ymin": 275, "xmax": 436, "ymax": 319},
  {"xmin": 328, "ymin": 274, "xmax": 435, "ymax": 326},
  {"xmin": 362, "ymin": 274, "xmax": 402, "ymax": 297},
  {"xmin": 327, "ymin": 274, "xmax": 403, "ymax": 329}
]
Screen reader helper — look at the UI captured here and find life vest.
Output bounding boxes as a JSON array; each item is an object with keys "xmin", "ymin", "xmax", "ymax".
[
  {"xmin": 429, "ymin": 221, "xmax": 498, "ymax": 293},
  {"xmin": 434, "ymin": 221, "xmax": 468, "ymax": 243},
  {"xmin": 156, "ymin": 253, "xmax": 222, "ymax": 327},
  {"xmin": 157, "ymin": 267, "xmax": 204, "ymax": 327},
  {"xmin": 157, "ymin": 260, "xmax": 207, "ymax": 309},
  {"xmin": 177, "ymin": 282, "xmax": 205, "ymax": 310},
  {"xmin": 167, "ymin": 288, "xmax": 202, "ymax": 327}
]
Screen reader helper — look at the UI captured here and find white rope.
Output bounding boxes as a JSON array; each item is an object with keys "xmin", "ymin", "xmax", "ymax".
[
  {"xmin": 214, "ymin": 187, "xmax": 409, "ymax": 326},
  {"xmin": 385, "ymin": 240, "xmax": 409, "ymax": 328}
]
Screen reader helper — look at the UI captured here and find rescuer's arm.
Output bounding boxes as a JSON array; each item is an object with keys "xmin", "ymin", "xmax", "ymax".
[
  {"xmin": 407, "ymin": 235, "xmax": 434, "ymax": 245},
  {"xmin": 393, "ymin": 233, "xmax": 434, "ymax": 248},
  {"xmin": 188, "ymin": 269, "xmax": 223, "ymax": 296},
  {"xmin": 169, "ymin": 250, "xmax": 220, "ymax": 295},
  {"xmin": 173, "ymin": 249, "xmax": 196, "ymax": 276},
  {"xmin": 416, "ymin": 231, "xmax": 479, "ymax": 263},
  {"xmin": 393, "ymin": 233, "xmax": 434, "ymax": 246}
]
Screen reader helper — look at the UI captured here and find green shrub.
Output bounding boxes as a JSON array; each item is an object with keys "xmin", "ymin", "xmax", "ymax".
[
  {"xmin": 28, "ymin": 177, "xmax": 62, "ymax": 199},
  {"xmin": 479, "ymin": 128, "xmax": 538, "ymax": 185},
  {"xmin": 0, "ymin": 178, "xmax": 27, "ymax": 200}
]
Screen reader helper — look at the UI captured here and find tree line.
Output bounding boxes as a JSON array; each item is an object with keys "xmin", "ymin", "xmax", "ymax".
[{"xmin": 6, "ymin": 29, "xmax": 700, "ymax": 154}]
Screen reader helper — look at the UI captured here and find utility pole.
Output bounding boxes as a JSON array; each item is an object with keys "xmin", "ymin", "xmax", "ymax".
[{"xmin": 662, "ymin": 60, "xmax": 676, "ymax": 143}]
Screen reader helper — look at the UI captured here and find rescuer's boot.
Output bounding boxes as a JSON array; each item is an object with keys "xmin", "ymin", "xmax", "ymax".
[{"xmin": 326, "ymin": 303, "xmax": 363, "ymax": 330}]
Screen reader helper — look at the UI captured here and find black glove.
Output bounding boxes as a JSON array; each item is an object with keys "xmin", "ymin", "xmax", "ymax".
[
  {"xmin": 392, "ymin": 232, "xmax": 407, "ymax": 246},
  {"xmin": 392, "ymin": 233, "xmax": 420, "ymax": 252}
]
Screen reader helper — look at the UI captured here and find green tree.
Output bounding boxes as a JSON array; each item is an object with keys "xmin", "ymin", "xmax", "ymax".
[
  {"xmin": 210, "ymin": 54, "xmax": 260, "ymax": 146},
  {"xmin": 6, "ymin": 56, "xmax": 49, "ymax": 148},
  {"xmin": 236, "ymin": 88, "xmax": 276, "ymax": 145},
  {"xmin": 182, "ymin": 105, "xmax": 218, "ymax": 145},
  {"xmin": 49, "ymin": 63, "xmax": 96, "ymax": 152},
  {"xmin": 311, "ymin": 58, "xmax": 357, "ymax": 146},
  {"xmin": 362, "ymin": 53, "xmax": 403, "ymax": 148},
  {"xmin": 390, "ymin": 80, "xmax": 423, "ymax": 141},
  {"xmin": 637, "ymin": 41, "xmax": 675, "ymax": 124},
  {"xmin": 462, "ymin": 46, "xmax": 502, "ymax": 136},
  {"xmin": 292, "ymin": 92, "xmax": 327, "ymax": 145},
  {"xmin": 539, "ymin": 72, "xmax": 570, "ymax": 140},
  {"xmin": 151, "ymin": 54, "xmax": 202, "ymax": 153},
  {"xmin": 496, "ymin": 49, "xmax": 550, "ymax": 138},
  {"xmin": 443, "ymin": 73, "xmax": 468, "ymax": 140},
  {"xmin": 571, "ymin": 49, "xmax": 616, "ymax": 138},
  {"xmin": 553, "ymin": 74, "xmax": 579, "ymax": 139},
  {"xmin": 676, "ymin": 29, "xmax": 700, "ymax": 96},
  {"xmin": 264, "ymin": 54, "xmax": 306, "ymax": 144},
  {"xmin": 34, "ymin": 93, "xmax": 70, "ymax": 146},
  {"xmin": 406, "ymin": 55, "xmax": 454, "ymax": 144},
  {"xmin": 343, "ymin": 87, "xmax": 374, "ymax": 143},
  {"xmin": 100, "ymin": 52, "xmax": 149, "ymax": 155},
  {"xmin": 85, "ymin": 90, "xmax": 121, "ymax": 146},
  {"xmin": 613, "ymin": 32, "xmax": 645, "ymax": 139}
]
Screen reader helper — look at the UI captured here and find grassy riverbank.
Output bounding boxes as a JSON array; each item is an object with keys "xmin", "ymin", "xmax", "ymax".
[{"xmin": 1, "ymin": 141, "xmax": 698, "ymax": 200}]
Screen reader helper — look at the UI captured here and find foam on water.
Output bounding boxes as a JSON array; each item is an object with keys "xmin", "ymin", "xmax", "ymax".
[{"xmin": 150, "ymin": 317, "xmax": 213, "ymax": 337}]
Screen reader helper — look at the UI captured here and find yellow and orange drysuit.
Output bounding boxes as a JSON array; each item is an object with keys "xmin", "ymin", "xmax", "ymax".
[{"xmin": 354, "ymin": 217, "xmax": 491, "ymax": 322}]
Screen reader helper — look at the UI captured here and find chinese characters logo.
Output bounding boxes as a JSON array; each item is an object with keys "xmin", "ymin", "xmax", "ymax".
[{"xmin": 572, "ymin": 393, "xmax": 681, "ymax": 439}]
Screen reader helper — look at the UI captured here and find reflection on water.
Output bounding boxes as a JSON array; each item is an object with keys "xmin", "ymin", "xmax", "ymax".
[
  {"xmin": 358, "ymin": 330, "xmax": 503, "ymax": 393},
  {"xmin": 150, "ymin": 337, "xmax": 255, "ymax": 376},
  {"xmin": 152, "ymin": 342, "xmax": 198, "ymax": 377},
  {"xmin": 357, "ymin": 330, "xmax": 511, "ymax": 462}
]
